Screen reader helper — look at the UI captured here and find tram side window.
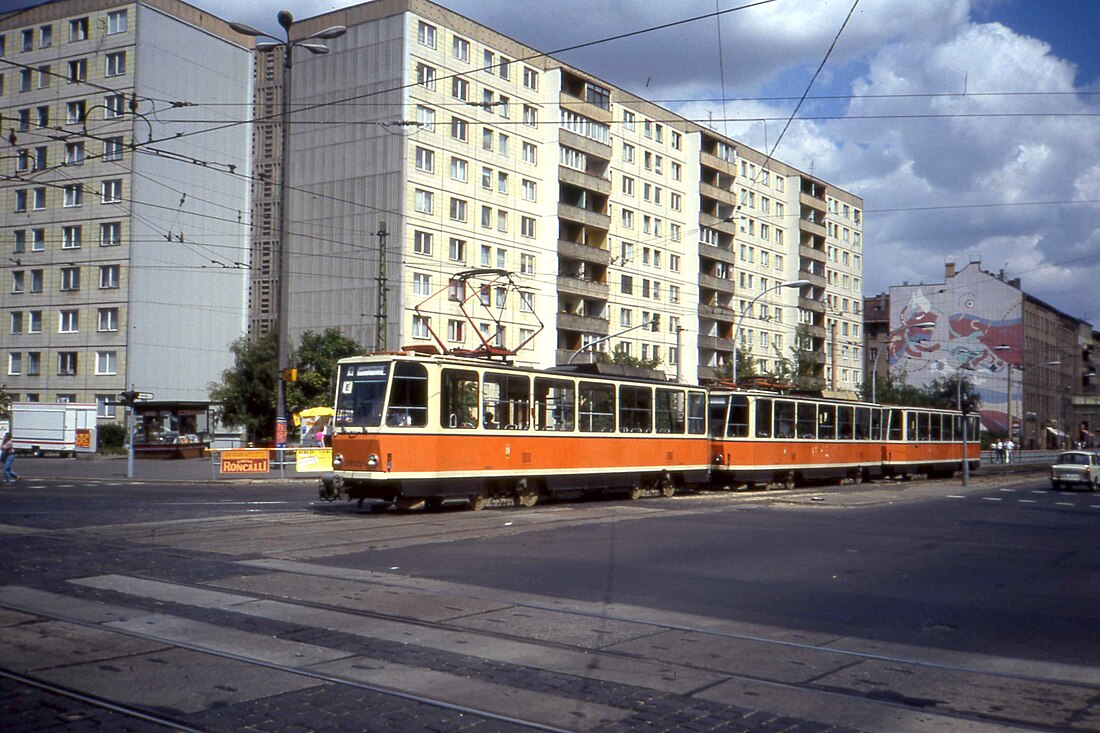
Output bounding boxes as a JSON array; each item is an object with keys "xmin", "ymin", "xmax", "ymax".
[
  {"xmin": 774, "ymin": 400, "xmax": 795, "ymax": 439},
  {"xmin": 483, "ymin": 372, "xmax": 530, "ymax": 429},
  {"xmin": 906, "ymin": 412, "xmax": 918, "ymax": 442},
  {"xmin": 726, "ymin": 395, "xmax": 749, "ymax": 437},
  {"xmin": 534, "ymin": 378, "xmax": 575, "ymax": 431},
  {"xmin": 888, "ymin": 409, "xmax": 904, "ymax": 441},
  {"xmin": 619, "ymin": 385, "xmax": 653, "ymax": 433},
  {"xmin": 944, "ymin": 415, "xmax": 954, "ymax": 441},
  {"xmin": 335, "ymin": 362, "xmax": 388, "ymax": 428},
  {"xmin": 755, "ymin": 398, "xmax": 773, "ymax": 438},
  {"xmin": 386, "ymin": 361, "xmax": 429, "ymax": 427},
  {"xmin": 837, "ymin": 406, "xmax": 854, "ymax": 440},
  {"xmin": 687, "ymin": 392, "xmax": 707, "ymax": 434},
  {"xmin": 855, "ymin": 407, "xmax": 871, "ymax": 440},
  {"xmin": 579, "ymin": 382, "xmax": 615, "ymax": 432},
  {"xmin": 655, "ymin": 388, "xmax": 686, "ymax": 433},
  {"xmin": 441, "ymin": 369, "xmax": 479, "ymax": 429},
  {"xmin": 930, "ymin": 413, "xmax": 943, "ymax": 441},
  {"xmin": 869, "ymin": 408, "xmax": 882, "ymax": 441},
  {"xmin": 797, "ymin": 402, "xmax": 816, "ymax": 439},
  {"xmin": 709, "ymin": 395, "xmax": 730, "ymax": 438},
  {"xmin": 818, "ymin": 404, "xmax": 836, "ymax": 440}
]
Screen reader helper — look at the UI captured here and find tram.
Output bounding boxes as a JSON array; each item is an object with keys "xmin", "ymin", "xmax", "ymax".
[
  {"xmin": 708, "ymin": 389, "xmax": 981, "ymax": 488},
  {"xmin": 320, "ymin": 351, "xmax": 711, "ymax": 509}
]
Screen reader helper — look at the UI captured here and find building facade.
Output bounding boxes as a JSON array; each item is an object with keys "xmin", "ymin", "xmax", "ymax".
[
  {"xmin": 253, "ymin": 0, "xmax": 864, "ymax": 386},
  {"xmin": 1, "ymin": 0, "xmax": 254, "ymax": 421}
]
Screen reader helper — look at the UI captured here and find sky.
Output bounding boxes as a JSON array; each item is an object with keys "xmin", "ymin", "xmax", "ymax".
[{"xmin": 133, "ymin": 0, "xmax": 1100, "ymax": 324}]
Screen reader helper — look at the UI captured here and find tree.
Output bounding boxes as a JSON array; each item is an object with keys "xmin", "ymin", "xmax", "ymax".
[
  {"xmin": 924, "ymin": 374, "xmax": 983, "ymax": 414},
  {"xmin": 208, "ymin": 332, "xmax": 278, "ymax": 443},
  {"xmin": 286, "ymin": 328, "xmax": 364, "ymax": 411},
  {"xmin": 771, "ymin": 326, "xmax": 825, "ymax": 391},
  {"xmin": 595, "ymin": 349, "xmax": 662, "ymax": 371},
  {"xmin": 859, "ymin": 371, "xmax": 931, "ymax": 406}
]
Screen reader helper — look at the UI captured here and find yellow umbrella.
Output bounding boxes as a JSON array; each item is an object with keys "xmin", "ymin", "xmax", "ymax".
[{"xmin": 293, "ymin": 406, "xmax": 334, "ymax": 427}]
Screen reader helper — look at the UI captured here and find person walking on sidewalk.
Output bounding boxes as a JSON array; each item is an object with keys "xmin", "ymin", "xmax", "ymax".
[{"xmin": 2, "ymin": 433, "xmax": 20, "ymax": 483}]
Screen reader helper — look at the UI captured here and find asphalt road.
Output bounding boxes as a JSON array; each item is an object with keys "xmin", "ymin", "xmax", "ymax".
[{"xmin": 0, "ymin": 472, "xmax": 1096, "ymax": 732}]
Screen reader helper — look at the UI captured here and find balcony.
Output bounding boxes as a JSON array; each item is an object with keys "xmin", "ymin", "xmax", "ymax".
[
  {"xmin": 799, "ymin": 244, "xmax": 826, "ymax": 263},
  {"xmin": 559, "ymin": 91, "xmax": 614, "ymax": 125},
  {"xmin": 558, "ymin": 165, "xmax": 612, "ymax": 196},
  {"xmin": 699, "ymin": 334, "xmax": 735, "ymax": 352},
  {"xmin": 557, "ymin": 275, "xmax": 609, "ymax": 300},
  {"xmin": 699, "ymin": 273, "xmax": 736, "ymax": 295},
  {"xmin": 798, "ymin": 216, "xmax": 827, "ymax": 238},
  {"xmin": 699, "ymin": 242, "xmax": 737, "ymax": 265},
  {"xmin": 700, "ymin": 150, "xmax": 736, "ymax": 177},
  {"xmin": 799, "ymin": 295, "xmax": 825, "ymax": 313},
  {"xmin": 700, "ymin": 180, "xmax": 735, "ymax": 205},
  {"xmin": 800, "ymin": 190, "xmax": 827, "ymax": 212},
  {"xmin": 799, "ymin": 270, "xmax": 827, "ymax": 289},
  {"xmin": 558, "ymin": 239, "xmax": 610, "ymax": 265},
  {"xmin": 559, "ymin": 128, "xmax": 612, "ymax": 161},
  {"xmin": 558, "ymin": 202, "xmax": 611, "ymax": 230},
  {"xmin": 700, "ymin": 303, "xmax": 735, "ymax": 322},
  {"xmin": 699, "ymin": 212, "xmax": 737, "ymax": 235},
  {"xmin": 557, "ymin": 312, "xmax": 610, "ymax": 335}
]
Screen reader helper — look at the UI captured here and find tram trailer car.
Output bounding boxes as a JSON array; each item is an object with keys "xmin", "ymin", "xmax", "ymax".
[
  {"xmin": 321, "ymin": 352, "xmax": 711, "ymax": 509},
  {"xmin": 708, "ymin": 390, "xmax": 979, "ymax": 489}
]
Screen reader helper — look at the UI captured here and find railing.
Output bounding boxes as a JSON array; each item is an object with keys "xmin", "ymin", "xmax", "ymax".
[{"xmin": 208, "ymin": 446, "xmax": 331, "ymax": 480}]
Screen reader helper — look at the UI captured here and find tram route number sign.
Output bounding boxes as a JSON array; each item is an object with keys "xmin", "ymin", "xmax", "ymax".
[{"xmin": 220, "ymin": 449, "xmax": 270, "ymax": 474}]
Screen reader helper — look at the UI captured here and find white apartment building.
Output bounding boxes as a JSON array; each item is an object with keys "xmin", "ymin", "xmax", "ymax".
[
  {"xmin": 260, "ymin": 0, "xmax": 863, "ymax": 387},
  {"xmin": 1, "ymin": 0, "xmax": 253, "ymax": 419}
]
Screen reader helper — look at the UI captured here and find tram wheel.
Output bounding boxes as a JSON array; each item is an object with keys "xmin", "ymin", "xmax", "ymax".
[
  {"xmin": 426, "ymin": 496, "xmax": 445, "ymax": 510},
  {"xmin": 395, "ymin": 497, "xmax": 426, "ymax": 512},
  {"xmin": 852, "ymin": 469, "xmax": 864, "ymax": 485},
  {"xmin": 514, "ymin": 479, "xmax": 539, "ymax": 508},
  {"xmin": 468, "ymin": 494, "xmax": 487, "ymax": 511},
  {"xmin": 781, "ymin": 472, "xmax": 796, "ymax": 490},
  {"xmin": 659, "ymin": 473, "xmax": 676, "ymax": 498},
  {"xmin": 627, "ymin": 484, "xmax": 644, "ymax": 500}
]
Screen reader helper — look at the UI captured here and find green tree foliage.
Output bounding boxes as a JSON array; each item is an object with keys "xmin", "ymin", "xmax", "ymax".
[
  {"xmin": 859, "ymin": 371, "xmax": 931, "ymax": 406},
  {"xmin": 0, "ymin": 385, "xmax": 12, "ymax": 419},
  {"xmin": 286, "ymin": 328, "xmax": 364, "ymax": 411},
  {"xmin": 595, "ymin": 349, "xmax": 662, "ymax": 371},
  {"xmin": 924, "ymin": 374, "xmax": 983, "ymax": 414},
  {"xmin": 208, "ymin": 332, "xmax": 278, "ymax": 442}
]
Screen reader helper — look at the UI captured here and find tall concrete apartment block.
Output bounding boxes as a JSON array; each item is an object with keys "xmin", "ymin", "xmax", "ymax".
[
  {"xmin": 1, "ymin": 0, "xmax": 253, "ymax": 418},
  {"xmin": 258, "ymin": 0, "xmax": 864, "ymax": 387}
]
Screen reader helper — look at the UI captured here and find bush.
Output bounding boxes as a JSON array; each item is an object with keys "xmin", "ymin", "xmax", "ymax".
[{"xmin": 98, "ymin": 422, "xmax": 126, "ymax": 452}]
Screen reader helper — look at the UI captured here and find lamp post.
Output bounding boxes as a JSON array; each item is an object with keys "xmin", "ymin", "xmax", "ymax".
[
  {"xmin": 732, "ymin": 279, "xmax": 810, "ymax": 385},
  {"xmin": 872, "ymin": 321, "xmax": 934, "ymax": 403},
  {"xmin": 957, "ymin": 363, "xmax": 976, "ymax": 487},
  {"xmin": 229, "ymin": 12, "xmax": 345, "ymax": 450}
]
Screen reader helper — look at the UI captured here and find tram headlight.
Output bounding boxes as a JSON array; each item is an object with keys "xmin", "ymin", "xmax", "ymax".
[
  {"xmin": 332, "ymin": 453, "xmax": 343, "ymax": 468},
  {"xmin": 367, "ymin": 453, "xmax": 379, "ymax": 467}
]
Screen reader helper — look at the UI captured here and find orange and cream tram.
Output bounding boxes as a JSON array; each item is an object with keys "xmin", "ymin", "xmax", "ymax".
[
  {"xmin": 708, "ymin": 390, "xmax": 980, "ymax": 489},
  {"xmin": 320, "ymin": 351, "xmax": 711, "ymax": 509}
]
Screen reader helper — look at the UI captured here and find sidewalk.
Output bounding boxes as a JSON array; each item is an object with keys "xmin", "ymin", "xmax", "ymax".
[{"xmin": 12, "ymin": 454, "xmax": 315, "ymax": 484}]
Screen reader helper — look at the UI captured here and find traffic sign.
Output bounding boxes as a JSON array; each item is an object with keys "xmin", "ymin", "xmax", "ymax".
[{"xmin": 136, "ymin": 392, "xmax": 154, "ymax": 400}]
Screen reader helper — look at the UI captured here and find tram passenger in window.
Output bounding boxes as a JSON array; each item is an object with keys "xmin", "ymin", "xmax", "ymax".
[{"xmin": 484, "ymin": 410, "xmax": 498, "ymax": 429}]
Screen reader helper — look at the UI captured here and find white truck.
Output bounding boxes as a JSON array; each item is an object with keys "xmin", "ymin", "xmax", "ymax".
[{"xmin": 11, "ymin": 402, "xmax": 98, "ymax": 456}]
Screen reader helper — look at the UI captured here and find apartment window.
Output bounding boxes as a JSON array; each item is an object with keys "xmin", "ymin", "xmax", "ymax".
[
  {"xmin": 621, "ymin": 209, "xmax": 634, "ymax": 229},
  {"xmin": 621, "ymin": 275, "xmax": 633, "ymax": 295},
  {"xmin": 447, "ymin": 319, "xmax": 465, "ymax": 342},
  {"xmin": 414, "ymin": 146, "xmax": 434, "ymax": 173},
  {"xmin": 95, "ymin": 351, "xmax": 117, "ymax": 375},
  {"xmin": 33, "ymin": 187, "xmax": 46, "ymax": 209},
  {"xmin": 64, "ymin": 184, "xmax": 83, "ymax": 207},
  {"xmin": 16, "ymin": 150, "xmax": 30, "ymax": 172},
  {"xmin": 481, "ymin": 166, "xmax": 492, "ymax": 189},
  {"xmin": 99, "ymin": 264, "xmax": 119, "ymax": 289},
  {"xmin": 63, "ymin": 225, "xmax": 81, "ymax": 249},
  {"xmin": 98, "ymin": 307, "xmax": 118, "ymax": 332},
  {"xmin": 412, "ymin": 315, "xmax": 430, "ymax": 339},
  {"xmin": 19, "ymin": 68, "xmax": 32, "ymax": 92},
  {"xmin": 497, "ymin": 171, "xmax": 508, "ymax": 194},
  {"xmin": 520, "ymin": 216, "xmax": 536, "ymax": 238},
  {"xmin": 100, "ymin": 222, "xmax": 121, "ymax": 246},
  {"xmin": 623, "ymin": 143, "xmax": 634, "ymax": 163},
  {"xmin": 498, "ymin": 95, "xmax": 509, "ymax": 117},
  {"xmin": 417, "ymin": 21, "xmax": 436, "ymax": 48},
  {"xmin": 449, "ymin": 197, "xmax": 467, "ymax": 222},
  {"xmin": 449, "ymin": 237, "xmax": 466, "ymax": 262},
  {"xmin": 480, "ymin": 245, "xmax": 491, "ymax": 267},
  {"xmin": 414, "ymin": 189, "xmax": 433, "ymax": 214},
  {"xmin": 480, "ymin": 205, "xmax": 492, "ymax": 228},
  {"xmin": 17, "ymin": 109, "xmax": 30, "ymax": 130},
  {"xmin": 621, "ymin": 176, "xmax": 634, "ymax": 196},
  {"xmin": 11, "ymin": 271, "xmax": 25, "ymax": 293},
  {"xmin": 58, "ymin": 352, "xmax": 77, "ymax": 376},
  {"xmin": 38, "ymin": 65, "xmax": 50, "ymax": 89},
  {"xmin": 521, "ymin": 179, "xmax": 536, "ymax": 201},
  {"xmin": 499, "ymin": 56, "xmax": 510, "ymax": 79},
  {"xmin": 497, "ymin": 132, "xmax": 509, "ymax": 155},
  {"xmin": 584, "ymin": 82, "xmax": 610, "ymax": 110},
  {"xmin": 671, "ymin": 130, "xmax": 682, "ymax": 150},
  {"xmin": 670, "ymin": 254, "xmax": 680, "ymax": 272},
  {"xmin": 106, "ymin": 50, "xmax": 126, "ymax": 75},
  {"xmin": 521, "ymin": 142, "xmax": 536, "ymax": 164},
  {"xmin": 413, "ymin": 230, "xmax": 432, "ymax": 255},
  {"xmin": 70, "ymin": 17, "xmax": 89, "ymax": 41},
  {"xmin": 496, "ymin": 210, "xmax": 508, "ymax": 232},
  {"xmin": 481, "ymin": 127, "xmax": 493, "ymax": 150},
  {"xmin": 415, "ymin": 63, "xmax": 436, "ymax": 89},
  {"xmin": 101, "ymin": 179, "xmax": 122, "ymax": 203},
  {"xmin": 97, "ymin": 395, "xmax": 116, "ymax": 419},
  {"xmin": 481, "ymin": 88, "xmax": 494, "ymax": 111},
  {"xmin": 14, "ymin": 230, "xmax": 26, "ymax": 254},
  {"xmin": 671, "ymin": 161, "xmax": 681, "ymax": 181},
  {"xmin": 450, "ymin": 156, "xmax": 468, "ymax": 182},
  {"xmin": 560, "ymin": 146, "xmax": 586, "ymax": 171},
  {"xmin": 107, "ymin": 10, "xmax": 128, "ymax": 34},
  {"xmin": 27, "ymin": 311, "xmax": 41, "ymax": 333},
  {"xmin": 520, "ymin": 253, "xmax": 535, "ymax": 274},
  {"xmin": 27, "ymin": 352, "xmax": 40, "ymax": 375},
  {"xmin": 522, "ymin": 66, "xmax": 538, "ymax": 90},
  {"xmin": 452, "ymin": 36, "xmax": 470, "ymax": 62},
  {"xmin": 450, "ymin": 116, "xmax": 468, "ymax": 142},
  {"xmin": 68, "ymin": 58, "xmax": 87, "ymax": 82},
  {"xmin": 61, "ymin": 267, "xmax": 80, "ymax": 291},
  {"xmin": 15, "ymin": 189, "xmax": 28, "ymax": 212},
  {"xmin": 415, "ymin": 105, "xmax": 435, "ymax": 131},
  {"xmin": 8, "ymin": 353, "xmax": 22, "ymax": 376},
  {"xmin": 670, "ymin": 192, "xmax": 681, "ymax": 211},
  {"xmin": 40, "ymin": 25, "xmax": 52, "ymax": 48},
  {"xmin": 66, "ymin": 141, "xmax": 85, "ymax": 165},
  {"xmin": 105, "ymin": 94, "xmax": 125, "ymax": 118},
  {"xmin": 412, "ymin": 272, "xmax": 431, "ymax": 296},
  {"xmin": 496, "ymin": 248, "xmax": 507, "ymax": 269},
  {"xmin": 522, "ymin": 105, "xmax": 537, "ymax": 127},
  {"xmin": 22, "ymin": 29, "xmax": 33, "ymax": 52},
  {"xmin": 59, "ymin": 309, "xmax": 78, "ymax": 332},
  {"xmin": 10, "ymin": 312, "xmax": 23, "ymax": 334}
]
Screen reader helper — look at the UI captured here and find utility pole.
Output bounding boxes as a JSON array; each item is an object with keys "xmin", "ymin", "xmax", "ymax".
[{"xmin": 375, "ymin": 220, "xmax": 388, "ymax": 352}]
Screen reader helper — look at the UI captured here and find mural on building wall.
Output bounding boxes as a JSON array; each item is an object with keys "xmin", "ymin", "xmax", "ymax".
[{"xmin": 889, "ymin": 266, "xmax": 1022, "ymax": 435}]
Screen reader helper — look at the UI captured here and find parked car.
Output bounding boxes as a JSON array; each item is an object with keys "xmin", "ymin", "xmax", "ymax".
[{"xmin": 1050, "ymin": 451, "xmax": 1100, "ymax": 490}]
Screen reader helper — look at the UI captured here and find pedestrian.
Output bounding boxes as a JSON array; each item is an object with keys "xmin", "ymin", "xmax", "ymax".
[
  {"xmin": 1005, "ymin": 438, "xmax": 1014, "ymax": 464},
  {"xmin": 2, "ymin": 432, "xmax": 19, "ymax": 483},
  {"xmin": 995, "ymin": 439, "xmax": 1004, "ymax": 463}
]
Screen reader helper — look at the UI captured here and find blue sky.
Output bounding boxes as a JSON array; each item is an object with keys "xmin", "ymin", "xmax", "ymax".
[{"xmin": 88, "ymin": 0, "xmax": 1100, "ymax": 323}]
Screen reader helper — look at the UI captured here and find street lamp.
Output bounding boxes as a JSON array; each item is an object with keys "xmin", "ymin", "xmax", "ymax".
[
  {"xmin": 872, "ymin": 321, "xmax": 934, "ymax": 403},
  {"xmin": 568, "ymin": 316, "xmax": 660, "ymax": 364},
  {"xmin": 732, "ymin": 279, "xmax": 810, "ymax": 385},
  {"xmin": 229, "ymin": 12, "xmax": 346, "ymax": 449}
]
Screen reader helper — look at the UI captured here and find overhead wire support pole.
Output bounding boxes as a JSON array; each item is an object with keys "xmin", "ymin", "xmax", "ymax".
[{"xmin": 375, "ymin": 221, "xmax": 388, "ymax": 352}]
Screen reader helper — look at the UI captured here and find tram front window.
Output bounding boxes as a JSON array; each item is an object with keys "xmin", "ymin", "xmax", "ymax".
[
  {"xmin": 386, "ymin": 361, "xmax": 428, "ymax": 427},
  {"xmin": 336, "ymin": 363, "xmax": 388, "ymax": 428}
]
